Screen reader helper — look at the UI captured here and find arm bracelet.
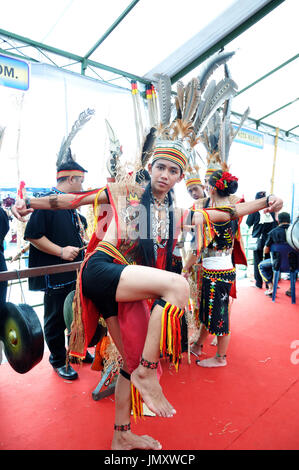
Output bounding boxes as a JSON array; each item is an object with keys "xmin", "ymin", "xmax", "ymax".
[{"xmin": 49, "ymin": 193, "xmax": 59, "ymax": 209}]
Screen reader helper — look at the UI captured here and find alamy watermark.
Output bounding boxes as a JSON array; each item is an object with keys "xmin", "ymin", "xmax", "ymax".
[{"xmin": 290, "ymin": 340, "xmax": 299, "ymax": 365}]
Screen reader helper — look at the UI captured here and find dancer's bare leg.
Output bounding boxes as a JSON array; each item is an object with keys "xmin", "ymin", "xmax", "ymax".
[
  {"xmin": 107, "ymin": 316, "xmax": 162, "ymax": 450},
  {"xmin": 116, "ymin": 265, "xmax": 189, "ymax": 418},
  {"xmin": 197, "ymin": 334, "xmax": 230, "ymax": 368},
  {"xmin": 197, "ymin": 300, "xmax": 232, "ymax": 367},
  {"xmin": 191, "ymin": 324, "xmax": 209, "ymax": 356}
]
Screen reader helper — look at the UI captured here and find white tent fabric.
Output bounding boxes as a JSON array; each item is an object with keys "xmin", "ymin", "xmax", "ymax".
[
  {"xmin": 144, "ymin": 0, "xmax": 270, "ymax": 79},
  {"xmin": 0, "ymin": 63, "xmax": 137, "ymax": 189}
]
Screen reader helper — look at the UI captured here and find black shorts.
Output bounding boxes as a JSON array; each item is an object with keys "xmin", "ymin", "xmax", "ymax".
[{"xmin": 82, "ymin": 250, "xmax": 127, "ymax": 319}]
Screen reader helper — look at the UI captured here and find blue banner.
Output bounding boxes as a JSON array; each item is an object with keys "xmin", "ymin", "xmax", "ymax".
[{"xmin": 0, "ymin": 54, "xmax": 29, "ymax": 91}]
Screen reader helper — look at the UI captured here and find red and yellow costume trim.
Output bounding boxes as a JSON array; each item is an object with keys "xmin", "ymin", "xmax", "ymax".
[{"xmin": 96, "ymin": 241, "xmax": 129, "ymax": 266}]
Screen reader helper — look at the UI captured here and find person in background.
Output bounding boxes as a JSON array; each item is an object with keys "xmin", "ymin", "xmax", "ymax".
[
  {"xmin": 246, "ymin": 191, "xmax": 277, "ymax": 289},
  {"xmin": 183, "ymin": 171, "xmax": 207, "ymax": 352},
  {"xmin": 0, "ymin": 203, "xmax": 9, "ymax": 311},
  {"xmin": 258, "ymin": 212, "xmax": 292, "ymax": 297},
  {"xmin": 24, "ymin": 156, "xmax": 92, "ymax": 380},
  {"xmin": 183, "ymin": 170, "xmax": 247, "ymax": 367},
  {"xmin": 186, "ymin": 179, "xmax": 205, "ymax": 202}
]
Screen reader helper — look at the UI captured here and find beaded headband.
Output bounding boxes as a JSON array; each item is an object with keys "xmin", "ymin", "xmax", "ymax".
[
  {"xmin": 151, "ymin": 139, "xmax": 189, "ymax": 172},
  {"xmin": 56, "ymin": 169, "xmax": 85, "ymax": 179},
  {"xmin": 185, "ymin": 177, "xmax": 203, "ymax": 188}
]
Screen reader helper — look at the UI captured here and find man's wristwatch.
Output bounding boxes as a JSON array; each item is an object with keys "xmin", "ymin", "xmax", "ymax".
[
  {"xmin": 25, "ymin": 197, "xmax": 31, "ymax": 209},
  {"xmin": 266, "ymin": 194, "xmax": 273, "ymax": 207}
]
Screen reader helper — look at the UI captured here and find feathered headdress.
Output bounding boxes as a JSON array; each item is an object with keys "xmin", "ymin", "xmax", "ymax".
[
  {"xmin": 56, "ymin": 108, "xmax": 95, "ymax": 177},
  {"xmin": 200, "ymin": 62, "xmax": 250, "ymax": 179},
  {"xmin": 146, "ymin": 51, "xmax": 239, "ymax": 174},
  {"xmin": 113, "ymin": 51, "xmax": 238, "ymax": 181}
]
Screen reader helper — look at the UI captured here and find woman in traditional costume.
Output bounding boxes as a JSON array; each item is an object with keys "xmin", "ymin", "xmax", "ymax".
[{"xmin": 184, "ymin": 169, "xmax": 246, "ymax": 367}]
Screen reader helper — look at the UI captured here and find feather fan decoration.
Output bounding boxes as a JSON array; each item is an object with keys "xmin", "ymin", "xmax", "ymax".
[
  {"xmin": 171, "ymin": 119, "xmax": 194, "ymax": 141},
  {"xmin": 56, "ymin": 108, "xmax": 95, "ymax": 168},
  {"xmin": 153, "ymin": 73, "xmax": 172, "ymax": 126},
  {"xmin": 141, "ymin": 127, "xmax": 157, "ymax": 168},
  {"xmin": 105, "ymin": 119, "xmax": 121, "ymax": 155},
  {"xmin": 182, "ymin": 77, "xmax": 200, "ymax": 122},
  {"xmin": 231, "ymin": 107, "xmax": 250, "ymax": 141},
  {"xmin": 105, "ymin": 119, "xmax": 122, "ymax": 178},
  {"xmin": 197, "ymin": 51, "xmax": 235, "ymax": 91},
  {"xmin": 193, "ymin": 78, "xmax": 238, "ymax": 137},
  {"xmin": 175, "ymin": 80, "xmax": 185, "ymax": 119},
  {"xmin": 201, "ymin": 105, "xmax": 249, "ymax": 169},
  {"xmin": 0, "ymin": 126, "xmax": 6, "ymax": 152}
]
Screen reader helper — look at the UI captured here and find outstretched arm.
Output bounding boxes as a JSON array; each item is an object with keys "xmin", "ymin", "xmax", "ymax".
[
  {"xmin": 181, "ymin": 251, "xmax": 198, "ymax": 279},
  {"xmin": 183, "ymin": 195, "xmax": 283, "ymax": 272},
  {"xmin": 11, "ymin": 188, "xmax": 108, "ymax": 222},
  {"xmin": 192, "ymin": 195, "xmax": 283, "ymax": 225}
]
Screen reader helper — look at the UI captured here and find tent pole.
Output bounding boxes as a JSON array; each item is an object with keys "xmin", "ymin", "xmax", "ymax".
[{"xmin": 270, "ymin": 127, "xmax": 279, "ymax": 194}]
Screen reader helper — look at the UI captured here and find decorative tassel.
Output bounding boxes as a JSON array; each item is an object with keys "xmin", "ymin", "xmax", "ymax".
[
  {"xmin": 194, "ymin": 209, "xmax": 215, "ymax": 253},
  {"xmin": 68, "ymin": 273, "xmax": 85, "ymax": 361},
  {"xmin": 91, "ymin": 338, "xmax": 105, "ymax": 371},
  {"xmin": 159, "ymin": 302, "xmax": 184, "ymax": 371},
  {"xmin": 131, "ymin": 384, "xmax": 144, "ymax": 421}
]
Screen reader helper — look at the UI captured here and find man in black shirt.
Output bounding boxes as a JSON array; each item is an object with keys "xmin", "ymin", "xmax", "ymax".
[
  {"xmin": 258, "ymin": 212, "xmax": 291, "ymax": 296},
  {"xmin": 24, "ymin": 159, "xmax": 90, "ymax": 379},
  {"xmin": 246, "ymin": 191, "xmax": 277, "ymax": 288},
  {"xmin": 0, "ymin": 205, "xmax": 9, "ymax": 311}
]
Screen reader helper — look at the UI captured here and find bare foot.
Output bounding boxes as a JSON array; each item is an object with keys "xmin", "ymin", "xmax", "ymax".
[
  {"xmin": 190, "ymin": 343, "xmax": 204, "ymax": 357},
  {"xmin": 131, "ymin": 366, "xmax": 176, "ymax": 418},
  {"xmin": 196, "ymin": 356, "xmax": 227, "ymax": 368},
  {"xmin": 112, "ymin": 430, "xmax": 162, "ymax": 450}
]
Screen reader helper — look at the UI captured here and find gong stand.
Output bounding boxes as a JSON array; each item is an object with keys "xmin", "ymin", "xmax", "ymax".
[
  {"xmin": 0, "ymin": 261, "xmax": 117, "ymax": 400},
  {"xmin": 0, "ymin": 262, "xmax": 81, "ymax": 374}
]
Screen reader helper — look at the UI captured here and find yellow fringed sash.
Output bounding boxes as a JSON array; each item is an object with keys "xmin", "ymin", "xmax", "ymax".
[
  {"xmin": 131, "ymin": 384, "xmax": 144, "ymax": 421},
  {"xmin": 160, "ymin": 302, "xmax": 185, "ymax": 371}
]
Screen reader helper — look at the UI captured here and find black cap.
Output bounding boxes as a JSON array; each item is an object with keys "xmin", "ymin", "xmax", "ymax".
[{"xmin": 57, "ymin": 161, "xmax": 88, "ymax": 173}]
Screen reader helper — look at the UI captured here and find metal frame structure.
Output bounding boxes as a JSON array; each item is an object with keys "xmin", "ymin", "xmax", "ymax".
[{"xmin": 0, "ymin": 0, "xmax": 298, "ymax": 138}]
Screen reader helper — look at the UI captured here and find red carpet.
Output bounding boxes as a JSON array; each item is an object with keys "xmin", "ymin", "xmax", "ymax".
[{"xmin": 0, "ymin": 280, "xmax": 298, "ymax": 451}]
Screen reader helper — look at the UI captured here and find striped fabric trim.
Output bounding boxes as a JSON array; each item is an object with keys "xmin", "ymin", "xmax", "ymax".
[
  {"xmin": 186, "ymin": 177, "xmax": 203, "ymax": 188},
  {"xmin": 152, "ymin": 147, "xmax": 187, "ymax": 171},
  {"xmin": 95, "ymin": 241, "xmax": 129, "ymax": 266}
]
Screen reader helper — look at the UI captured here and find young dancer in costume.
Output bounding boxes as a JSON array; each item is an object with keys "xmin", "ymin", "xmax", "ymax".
[
  {"xmin": 12, "ymin": 150, "xmax": 283, "ymax": 449},
  {"xmin": 184, "ymin": 169, "xmax": 247, "ymax": 366},
  {"xmin": 183, "ymin": 58, "xmax": 250, "ymax": 365},
  {"xmin": 12, "ymin": 65, "xmax": 283, "ymax": 450}
]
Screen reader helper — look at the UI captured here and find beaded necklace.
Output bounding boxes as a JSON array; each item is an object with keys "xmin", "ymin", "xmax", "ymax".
[{"xmin": 150, "ymin": 189, "xmax": 169, "ymax": 259}]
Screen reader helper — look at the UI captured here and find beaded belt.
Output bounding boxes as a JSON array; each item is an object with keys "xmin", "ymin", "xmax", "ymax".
[{"xmin": 202, "ymin": 248, "xmax": 232, "ymax": 258}]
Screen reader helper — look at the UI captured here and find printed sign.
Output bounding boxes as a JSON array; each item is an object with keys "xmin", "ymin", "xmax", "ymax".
[
  {"xmin": 232, "ymin": 124, "xmax": 264, "ymax": 149},
  {"xmin": 0, "ymin": 54, "xmax": 29, "ymax": 91}
]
